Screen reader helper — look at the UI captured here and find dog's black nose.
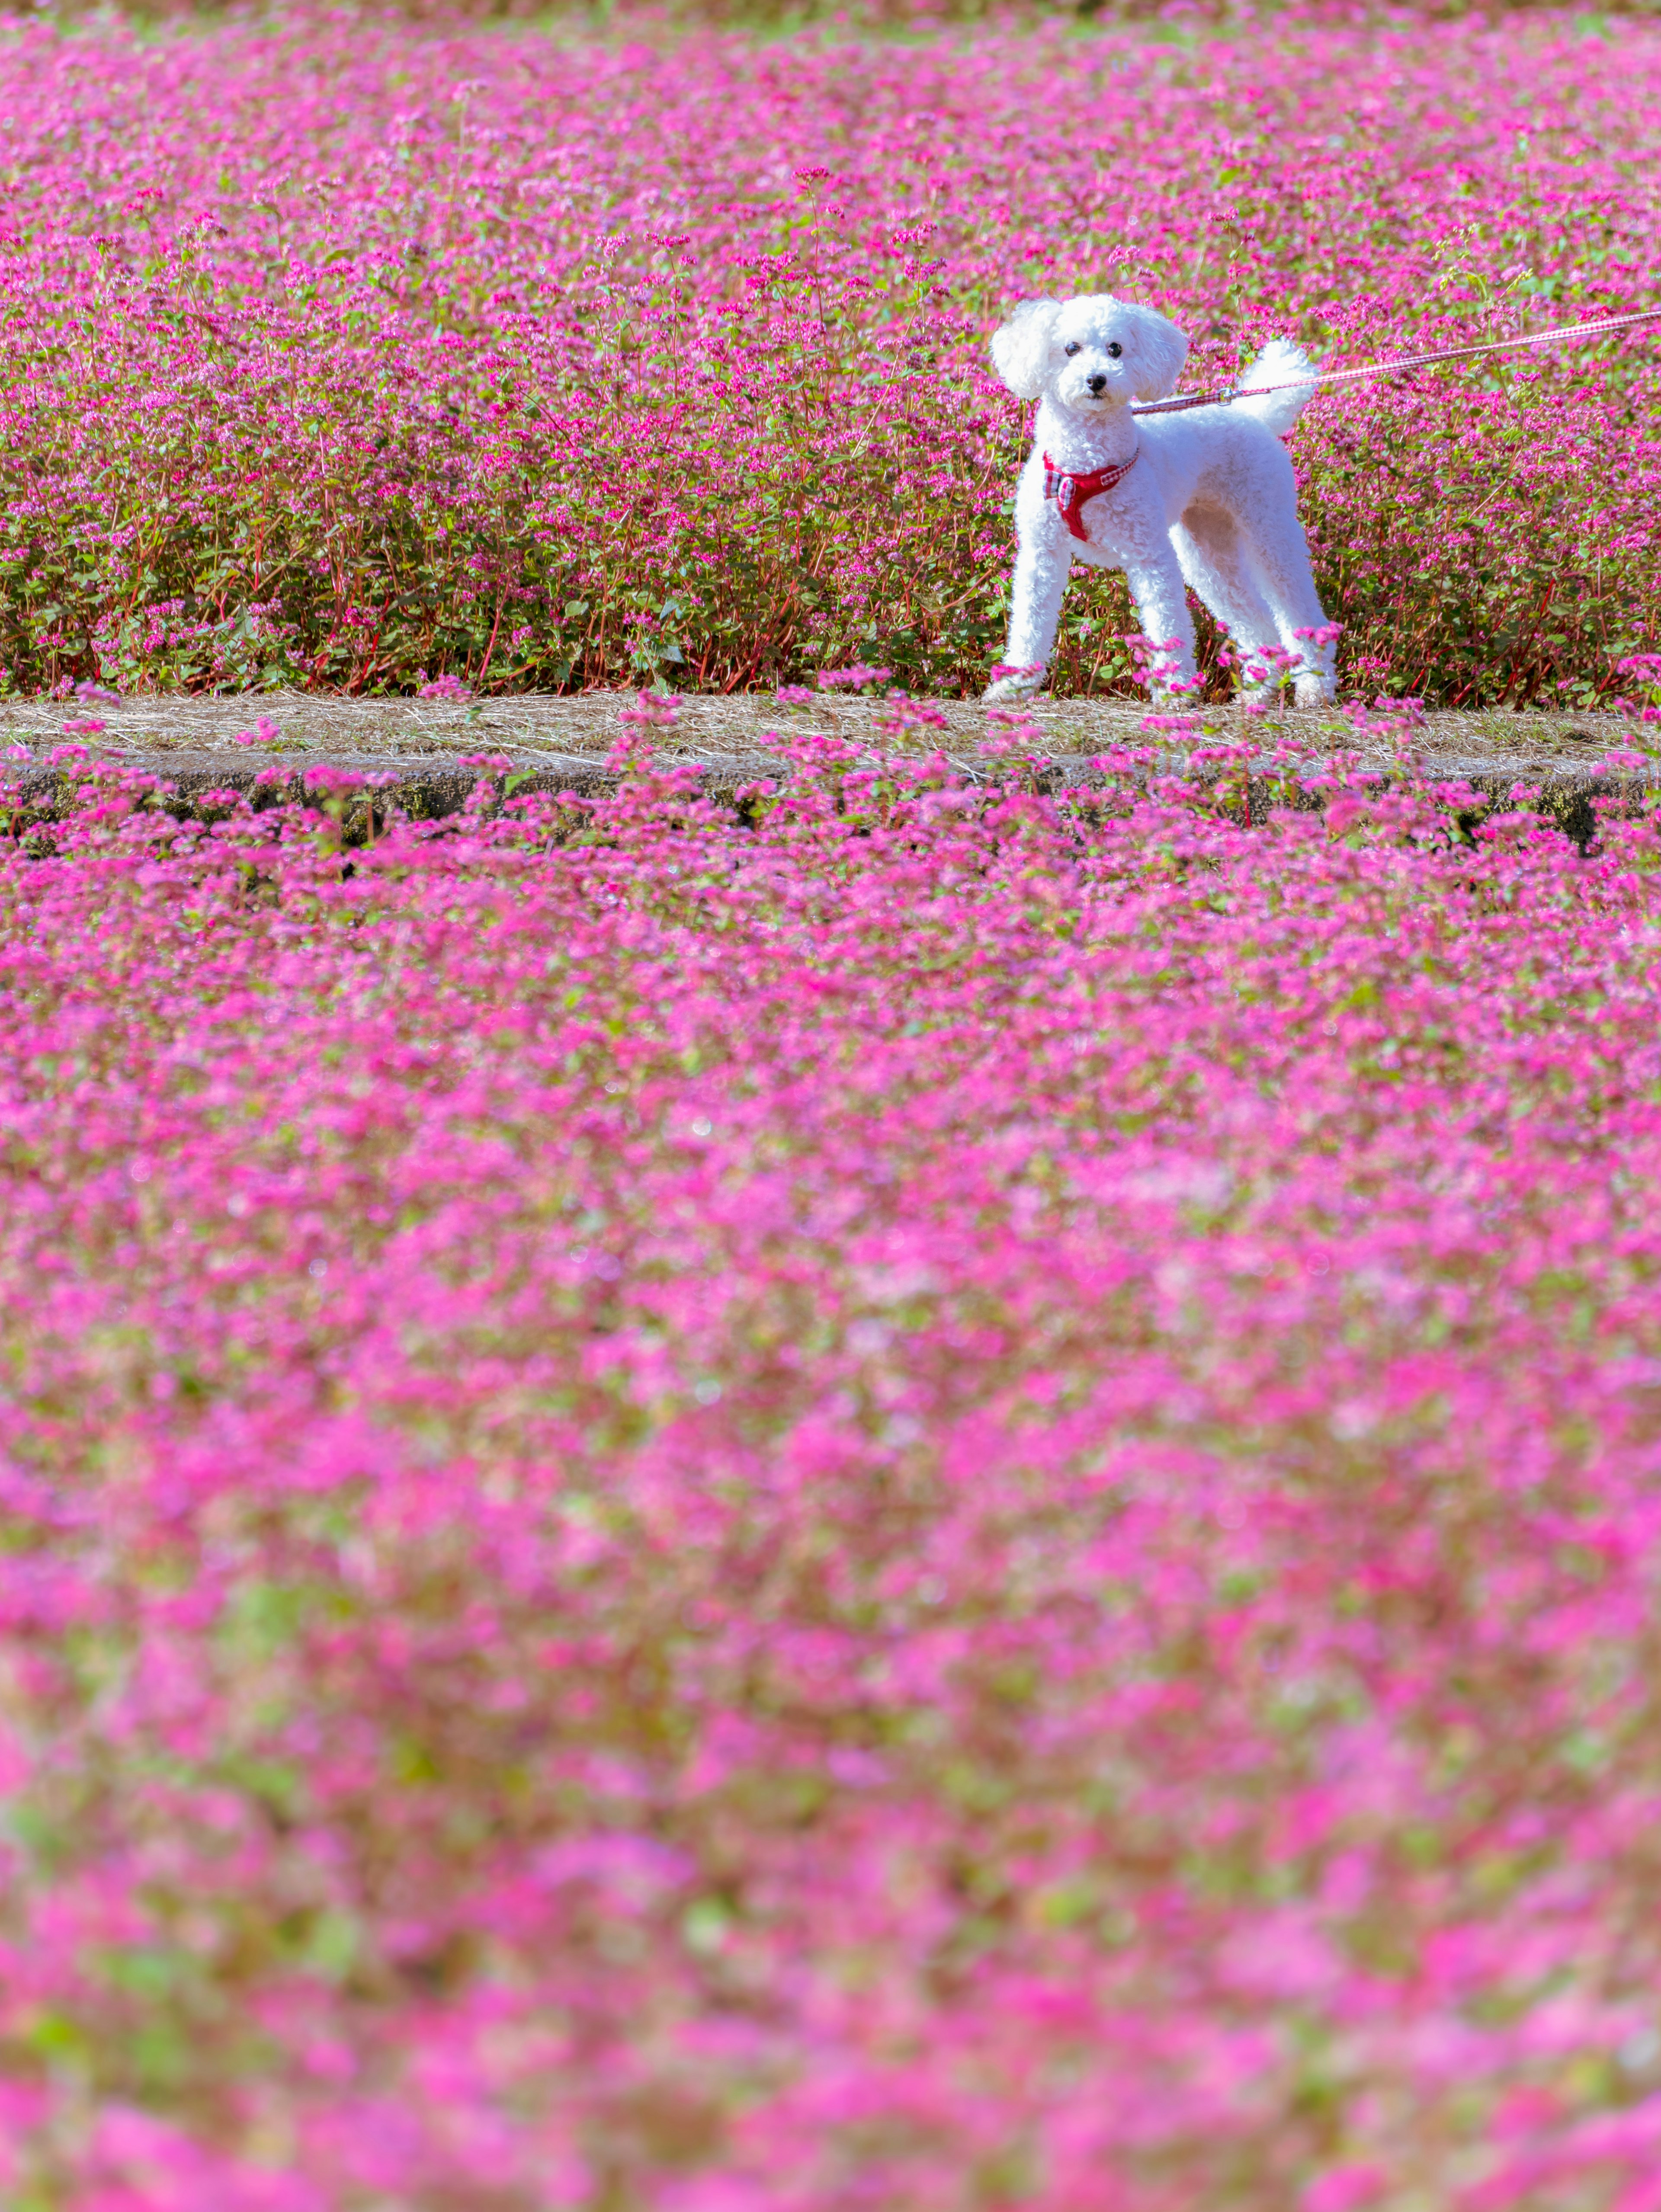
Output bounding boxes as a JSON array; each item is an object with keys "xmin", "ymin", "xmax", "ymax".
[{"xmin": 1087, "ymin": 373, "xmax": 1108, "ymax": 394}]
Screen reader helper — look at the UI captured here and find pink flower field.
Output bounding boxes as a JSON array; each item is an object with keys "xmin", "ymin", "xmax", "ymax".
[
  {"xmin": 0, "ymin": 6, "xmax": 1656, "ymax": 702},
  {"xmin": 6, "ymin": 3, "xmax": 1661, "ymax": 2207},
  {"xmin": 5, "ymin": 705, "xmax": 1661, "ymax": 2208}
]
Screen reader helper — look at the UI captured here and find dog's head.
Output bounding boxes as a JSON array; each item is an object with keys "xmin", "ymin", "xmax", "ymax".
[{"xmin": 990, "ymin": 295, "xmax": 1188, "ymax": 412}]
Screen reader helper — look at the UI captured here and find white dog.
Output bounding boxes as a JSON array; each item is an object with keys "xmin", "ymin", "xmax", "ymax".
[{"xmin": 984, "ymin": 295, "xmax": 1337, "ymax": 707}]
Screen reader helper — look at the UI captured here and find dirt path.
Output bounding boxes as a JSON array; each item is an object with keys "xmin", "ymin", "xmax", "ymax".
[{"xmin": 6, "ymin": 689, "xmax": 1645, "ymax": 815}]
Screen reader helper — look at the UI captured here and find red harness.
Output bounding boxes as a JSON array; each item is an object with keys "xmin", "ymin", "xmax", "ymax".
[{"xmin": 1042, "ymin": 448, "xmax": 1138, "ymax": 541}]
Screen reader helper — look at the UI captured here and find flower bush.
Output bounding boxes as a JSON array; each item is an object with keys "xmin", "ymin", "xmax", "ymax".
[
  {"xmin": 0, "ymin": 8, "xmax": 1657, "ymax": 703},
  {"xmin": 4, "ymin": 703, "xmax": 1661, "ymax": 2205}
]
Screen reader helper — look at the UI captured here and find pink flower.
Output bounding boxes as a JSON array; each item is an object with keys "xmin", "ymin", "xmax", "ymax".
[{"xmin": 1304, "ymin": 2166, "xmax": 1387, "ymax": 2212}]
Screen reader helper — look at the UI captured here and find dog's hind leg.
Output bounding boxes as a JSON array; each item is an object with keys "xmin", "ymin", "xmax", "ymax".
[
  {"xmin": 1172, "ymin": 509, "xmax": 1282, "ymax": 695},
  {"xmin": 1238, "ymin": 517, "xmax": 1336, "ymax": 706},
  {"xmin": 1122, "ymin": 550, "xmax": 1199, "ymax": 701}
]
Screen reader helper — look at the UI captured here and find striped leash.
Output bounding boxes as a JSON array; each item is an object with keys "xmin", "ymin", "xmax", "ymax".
[{"xmin": 1130, "ymin": 303, "xmax": 1661, "ymax": 417}]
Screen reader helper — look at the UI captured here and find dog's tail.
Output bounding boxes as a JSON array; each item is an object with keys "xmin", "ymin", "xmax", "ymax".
[{"xmin": 1231, "ymin": 338, "xmax": 1321, "ymax": 436}]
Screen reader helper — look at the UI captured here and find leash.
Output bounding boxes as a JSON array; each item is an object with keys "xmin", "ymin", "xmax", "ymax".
[{"xmin": 1129, "ymin": 303, "xmax": 1661, "ymax": 417}]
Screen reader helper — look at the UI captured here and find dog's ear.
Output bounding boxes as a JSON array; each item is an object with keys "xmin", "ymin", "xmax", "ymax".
[
  {"xmin": 990, "ymin": 299, "xmax": 1060, "ymax": 402},
  {"xmin": 1122, "ymin": 304, "xmax": 1189, "ymax": 402}
]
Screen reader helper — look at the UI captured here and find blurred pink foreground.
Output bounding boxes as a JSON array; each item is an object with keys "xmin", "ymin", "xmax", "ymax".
[{"xmin": 5, "ymin": 708, "xmax": 1661, "ymax": 2207}]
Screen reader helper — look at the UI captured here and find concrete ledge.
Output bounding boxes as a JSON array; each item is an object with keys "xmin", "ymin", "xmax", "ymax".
[{"xmin": 7, "ymin": 745, "xmax": 1648, "ymax": 849}]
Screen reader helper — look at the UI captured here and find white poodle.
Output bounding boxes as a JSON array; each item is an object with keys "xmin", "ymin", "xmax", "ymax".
[{"xmin": 984, "ymin": 295, "xmax": 1337, "ymax": 707}]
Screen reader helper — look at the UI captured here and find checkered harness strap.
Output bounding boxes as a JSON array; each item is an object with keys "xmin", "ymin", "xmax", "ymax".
[{"xmin": 1042, "ymin": 448, "xmax": 1139, "ymax": 541}]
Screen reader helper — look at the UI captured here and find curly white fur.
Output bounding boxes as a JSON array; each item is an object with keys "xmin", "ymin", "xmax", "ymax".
[{"xmin": 985, "ymin": 295, "xmax": 1337, "ymax": 708}]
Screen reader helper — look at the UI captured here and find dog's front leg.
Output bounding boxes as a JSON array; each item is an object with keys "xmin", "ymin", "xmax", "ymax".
[
  {"xmin": 987, "ymin": 519, "xmax": 1071, "ymax": 701},
  {"xmin": 1124, "ymin": 554, "xmax": 1199, "ymax": 701}
]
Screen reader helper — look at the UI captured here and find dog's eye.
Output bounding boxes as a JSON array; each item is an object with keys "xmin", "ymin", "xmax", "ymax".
[
  {"xmin": 1063, "ymin": 342, "xmax": 1081, "ymax": 357},
  {"xmin": 1106, "ymin": 341, "xmax": 1123, "ymax": 358}
]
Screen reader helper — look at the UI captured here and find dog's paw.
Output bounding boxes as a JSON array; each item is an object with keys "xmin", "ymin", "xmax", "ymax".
[{"xmin": 984, "ymin": 670, "xmax": 1044, "ymax": 704}]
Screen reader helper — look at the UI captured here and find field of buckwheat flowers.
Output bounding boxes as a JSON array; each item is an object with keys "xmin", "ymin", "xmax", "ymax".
[
  {"xmin": 8, "ymin": 4, "xmax": 1661, "ymax": 2210},
  {"xmin": 7, "ymin": 695, "xmax": 1661, "ymax": 2208},
  {"xmin": 0, "ymin": 5, "xmax": 1657, "ymax": 704}
]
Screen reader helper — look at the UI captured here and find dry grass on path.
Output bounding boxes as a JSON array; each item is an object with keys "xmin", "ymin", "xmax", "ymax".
[{"xmin": 7, "ymin": 690, "xmax": 1643, "ymax": 794}]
